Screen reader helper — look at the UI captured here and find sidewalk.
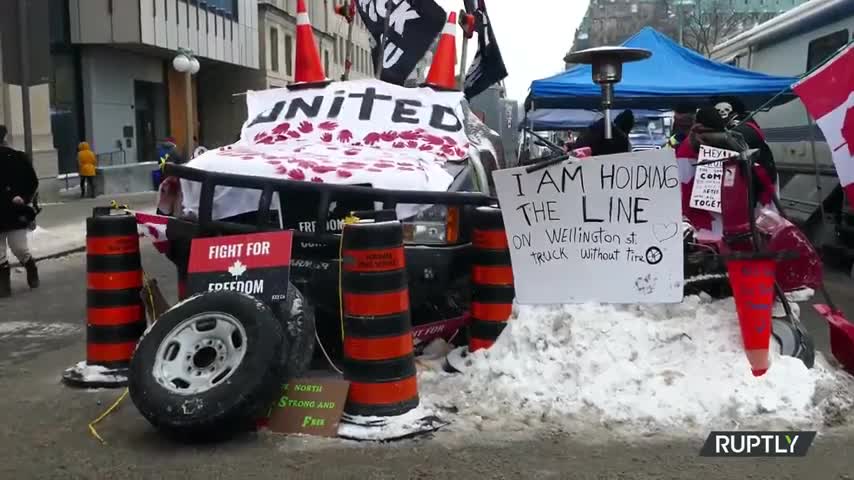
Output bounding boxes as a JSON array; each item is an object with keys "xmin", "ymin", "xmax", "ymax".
[{"xmin": 12, "ymin": 192, "xmax": 158, "ymax": 265}]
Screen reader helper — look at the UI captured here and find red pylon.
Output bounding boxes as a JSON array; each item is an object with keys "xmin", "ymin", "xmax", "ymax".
[
  {"xmin": 425, "ymin": 12, "xmax": 458, "ymax": 90},
  {"xmin": 294, "ymin": 0, "xmax": 327, "ymax": 85}
]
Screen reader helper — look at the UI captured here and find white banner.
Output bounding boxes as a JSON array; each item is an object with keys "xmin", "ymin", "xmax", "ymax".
[
  {"xmin": 242, "ymin": 78, "xmax": 469, "ymax": 160},
  {"xmin": 690, "ymin": 145, "xmax": 737, "ymax": 213},
  {"xmin": 493, "ymin": 150, "xmax": 684, "ymax": 304},
  {"xmin": 181, "ymin": 79, "xmax": 471, "ymax": 221}
]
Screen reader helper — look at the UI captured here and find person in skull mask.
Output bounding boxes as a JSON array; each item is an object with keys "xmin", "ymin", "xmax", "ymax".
[{"xmin": 714, "ymin": 97, "xmax": 778, "ymax": 195}]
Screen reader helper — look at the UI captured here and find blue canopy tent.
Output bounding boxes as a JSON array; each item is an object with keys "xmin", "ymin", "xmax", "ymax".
[
  {"xmin": 519, "ymin": 108, "xmax": 670, "ymax": 131},
  {"xmin": 528, "ymin": 27, "xmax": 798, "ymax": 111}
]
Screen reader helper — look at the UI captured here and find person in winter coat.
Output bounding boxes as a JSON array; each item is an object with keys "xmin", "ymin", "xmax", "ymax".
[
  {"xmin": 714, "ymin": 96, "xmax": 779, "ymax": 194},
  {"xmin": 665, "ymin": 103, "xmax": 696, "ymax": 150},
  {"xmin": 0, "ymin": 125, "xmax": 40, "ymax": 297},
  {"xmin": 573, "ymin": 109, "xmax": 635, "ymax": 156},
  {"xmin": 675, "ymin": 107, "xmax": 776, "ymax": 242},
  {"xmin": 77, "ymin": 142, "xmax": 97, "ymax": 198}
]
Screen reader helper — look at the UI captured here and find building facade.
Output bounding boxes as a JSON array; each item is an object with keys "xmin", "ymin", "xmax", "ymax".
[
  {"xmin": 571, "ymin": 0, "xmax": 809, "ymax": 62},
  {"xmin": 69, "ymin": 0, "xmax": 260, "ymax": 166},
  {"xmin": 258, "ymin": 0, "xmax": 374, "ymax": 88}
]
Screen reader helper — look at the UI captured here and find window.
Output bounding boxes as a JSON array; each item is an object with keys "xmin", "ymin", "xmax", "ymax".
[
  {"xmin": 807, "ymin": 30, "xmax": 849, "ymax": 70},
  {"xmin": 270, "ymin": 27, "xmax": 279, "ymax": 72},
  {"xmin": 285, "ymin": 34, "xmax": 293, "ymax": 76},
  {"xmin": 324, "ymin": 50, "xmax": 330, "ymax": 74},
  {"xmin": 333, "ymin": 39, "xmax": 339, "ymax": 64}
]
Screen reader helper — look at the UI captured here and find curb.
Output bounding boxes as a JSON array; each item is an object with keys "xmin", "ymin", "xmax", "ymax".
[{"xmin": 10, "ymin": 245, "xmax": 86, "ymax": 268}]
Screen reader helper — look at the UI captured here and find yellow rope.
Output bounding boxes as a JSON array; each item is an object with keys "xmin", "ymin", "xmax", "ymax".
[
  {"xmin": 88, "ymin": 268, "xmax": 157, "ymax": 445},
  {"xmin": 88, "ymin": 388, "xmax": 129, "ymax": 444},
  {"xmin": 339, "ymin": 215, "xmax": 361, "ymax": 342}
]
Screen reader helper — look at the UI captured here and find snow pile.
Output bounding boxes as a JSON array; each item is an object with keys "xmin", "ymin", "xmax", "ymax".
[
  {"xmin": 64, "ymin": 361, "xmax": 127, "ymax": 384},
  {"xmin": 419, "ymin": 294, "xmax": 853, "ymax": 437}
]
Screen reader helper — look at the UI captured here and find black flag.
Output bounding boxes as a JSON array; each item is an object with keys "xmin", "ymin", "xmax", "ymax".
[
  {"xmin": 464, "ymin": 2, "xmax": 507, "ymax": 99},
  {"xmin": 356, "ymin": 0, "xmax": 446, "ymax": 86}
]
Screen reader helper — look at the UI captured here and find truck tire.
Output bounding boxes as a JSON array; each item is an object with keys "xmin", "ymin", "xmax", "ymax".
[
  {"xmin": 274, "ymin": 283, "xmax": 316, "ymax": 381},
  {"xmin": 772, "ymin": 319, "xmax": 815, "ymax": 368},
  {"xmin": 129, "ymin": 291, "xmax": 287, "ymax": 442}
]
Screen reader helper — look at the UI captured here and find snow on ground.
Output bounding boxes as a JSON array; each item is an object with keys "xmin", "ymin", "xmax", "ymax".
[
  {"xmin": 64, "ymin": 361, "xmax": 127, "ymax": 384},
  {"xmin": 0, "ymin": 321, "xmax": 80, "ymax": 339},
  {"xmin": 417, "ymin": 294, "xmax": 854, "ymax": 439}
]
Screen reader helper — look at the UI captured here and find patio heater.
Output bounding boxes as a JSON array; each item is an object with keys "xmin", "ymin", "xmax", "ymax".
[{"xmin": 563, "ymin": 47, "xmax": 652, "ymax": 139}]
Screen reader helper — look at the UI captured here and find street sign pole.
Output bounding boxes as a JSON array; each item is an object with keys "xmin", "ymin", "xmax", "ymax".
[{"xmin": 17, "ymin": 0, "xmax": 34, "ymax": 160}]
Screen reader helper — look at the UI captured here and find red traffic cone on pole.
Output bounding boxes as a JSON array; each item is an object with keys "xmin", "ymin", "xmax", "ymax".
[
  {"xmin": 292, "ymin": 0, "xmax": 328, "ymax": 86},
  {"xmin": 726, "ymin": 253, "xmax": 779, "ymax": 377},
  {"xmin": 424, "ymin": 12, "xmax": 458, "ymax": 91}
]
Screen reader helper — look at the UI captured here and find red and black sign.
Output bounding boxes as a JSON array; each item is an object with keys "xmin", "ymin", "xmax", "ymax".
[{"xmin": 188, "ymin": 231, "xmax": 293, "ymax": 304}]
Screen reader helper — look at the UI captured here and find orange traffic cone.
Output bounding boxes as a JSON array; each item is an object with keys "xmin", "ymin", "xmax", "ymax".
[
  {"xmin": 726, "ymin": 255, "xmax": 778, "ymax": 377},
  {"xmin": 293, "ymin": 0, "xmax": 327, "ymax": 85},
  {"xmin": 424, "ymin": 12, "xmax": 458, "ymax": 90}
]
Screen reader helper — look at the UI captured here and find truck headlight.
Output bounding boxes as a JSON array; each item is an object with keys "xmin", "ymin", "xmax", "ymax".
[{"xmin": 402, "ymin": 205, "xmax": 460, "ymax": 245}]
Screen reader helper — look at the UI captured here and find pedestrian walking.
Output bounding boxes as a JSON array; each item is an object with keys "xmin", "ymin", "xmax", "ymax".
[
  {"xmin": 0, "ymin": 125, "xmax": 40, "ymax": 297},
  {"xmin": 77, "ymin": 142, "xmax": 97, "ymax": 198}
]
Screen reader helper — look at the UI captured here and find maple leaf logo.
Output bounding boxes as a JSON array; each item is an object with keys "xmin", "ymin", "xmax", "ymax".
[{"xmin": 228, "ymin": 260, "xmax": 247, "ymax": 277}]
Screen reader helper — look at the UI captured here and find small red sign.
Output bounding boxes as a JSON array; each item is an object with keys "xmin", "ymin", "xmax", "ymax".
[{"xmin": 187, "ymin": 231, "xmax": 293, "ymax": 303}]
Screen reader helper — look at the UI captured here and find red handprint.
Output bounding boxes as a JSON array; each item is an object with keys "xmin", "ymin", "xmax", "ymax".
[
  {"xmin": 320, "ymin": 132, "xmax": 333, "ymax": 143},
  {"xmin": 363, "ymin": 132, "xmax": 381, "ymax": 145},
  {"xmin": 271, "ymin": 122, "xmax": 290, "ymax": 135},
  {"xmin": 318, "ymin": 121, "xmax": 338, "ymax": 131},
  {"xmin": 423, "ymin": 134, "xmax": 444, "ymax": 145},
  {"xmin": 399, "ymin": 130, "xmax": 420, "ymax": 141},
  {"xmin": 298, "ymin": 121, "xmax": 313, "ymax": 133},
  {"xmin": 338, "ymin": 129, "xmax": 353, "ymax": 143},
  {"xmin": 288, "ymin": 168, "xmax": 306, "ymax": 180},
  {"xmin": 336, "ymin": 169, "xmax": 353, "ymax": 178}
]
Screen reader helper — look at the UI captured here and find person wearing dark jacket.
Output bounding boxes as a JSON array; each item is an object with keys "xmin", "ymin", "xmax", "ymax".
[
  {"xmin": 0, "ymin": 125, "xmax": 40, "ymax": 297},
  {"xmin": 573, "ymin": 109, "xmax": 635, "ymax": 156},
  {"xmin": 666, "ymin": 103, "xmax": 696, "ymax": 150}
]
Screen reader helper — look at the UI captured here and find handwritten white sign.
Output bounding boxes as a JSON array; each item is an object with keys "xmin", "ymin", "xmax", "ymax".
[
  {"xmin": 492, "ymin": 150, "xmax": 684, "ymax": 304},
  {"xmin": 689, "ymin": 146, "xmax": 738, "ymax": 213}
]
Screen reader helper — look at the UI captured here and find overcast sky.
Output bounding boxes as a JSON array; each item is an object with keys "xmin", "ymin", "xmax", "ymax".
[{"xmin": 434, "ymin": 0, "xmax": 590, "ymax": 103}]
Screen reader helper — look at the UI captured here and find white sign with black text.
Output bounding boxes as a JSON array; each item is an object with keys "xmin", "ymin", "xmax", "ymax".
[
  {"xmin": 492, "ymin": 150, "xmax": 684, "ymax": 304},
  {"xmin": 689, "ymin": 145, "xmax": 738, "ymax": 213}
]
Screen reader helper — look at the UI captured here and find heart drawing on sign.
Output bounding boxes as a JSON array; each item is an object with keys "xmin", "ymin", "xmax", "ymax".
[{"xmin": 652, "ymin": 223, "xmax": 679, "ymax": 242}]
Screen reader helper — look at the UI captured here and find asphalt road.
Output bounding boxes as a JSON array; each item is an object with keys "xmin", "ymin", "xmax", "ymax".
[{"xmin": 0, "ymin": 245, "xmax": 853, "ymax": 479}]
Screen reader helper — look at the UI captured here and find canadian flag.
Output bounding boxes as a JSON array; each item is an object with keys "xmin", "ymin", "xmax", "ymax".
[{"xmin": 792, "ymin": 43, "xmax": 854, "ymax": 208}]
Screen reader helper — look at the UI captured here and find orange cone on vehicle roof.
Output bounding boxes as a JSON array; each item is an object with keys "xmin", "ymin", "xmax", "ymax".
[
  {"xmin": 293, "ymin": 0, "xmax": 327, "ymax": 85},
  {"xmin": 425, "ymin": 12, "xmax": 458, "ymax": 90}
]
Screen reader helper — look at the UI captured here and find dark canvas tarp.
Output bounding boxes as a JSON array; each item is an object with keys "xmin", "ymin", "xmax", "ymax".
[{"xmin": 529, "ymin": 27, "xmax": 798, "ymax": 111}]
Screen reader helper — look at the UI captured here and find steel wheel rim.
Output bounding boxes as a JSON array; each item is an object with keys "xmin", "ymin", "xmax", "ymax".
[{"xmin": 152, "ymin": 312, "xmax": 248, "ymax": 395}]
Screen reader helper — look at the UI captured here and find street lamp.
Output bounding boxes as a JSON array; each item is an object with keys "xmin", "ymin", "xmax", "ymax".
[{"xmin": 173, "ymin": 48, "xmax": 200, "ymax": 159}]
